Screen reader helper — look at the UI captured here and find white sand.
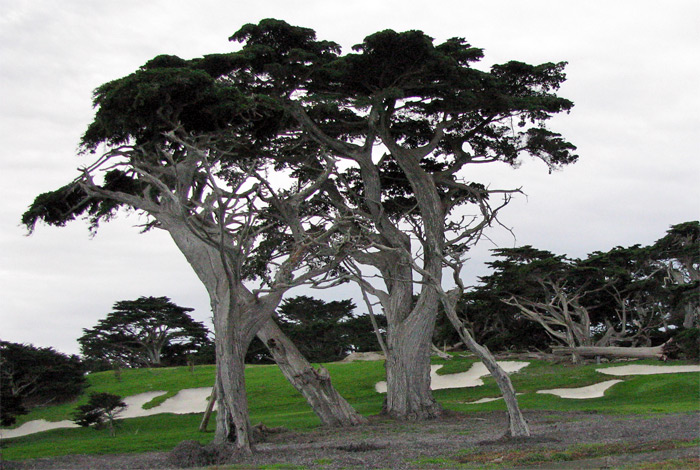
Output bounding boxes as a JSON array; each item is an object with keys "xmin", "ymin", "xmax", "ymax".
[
  {"xmin": 374, "ymin": 361, "xmax": 530, "ymax": 393},
  {"xmin": 120, "ymin": 391, "xmax": 168, "ymax": 418},
  {"xmin": 537, "ymin": 380, "xmax": 623, "ymax": 399},
  {"xmin": 143, "ymin": 387, "xmax": 212, "ymax": 415},
  {"xmin": 597, "ymin": 364, "xmax": 700, "ymax": 376},
  {"xmin": 0, "ymin": 419, "xmax": 79, "ymax": 439},
  {"xmin": 466, "ymin": 396, "xmax": 504, "ymax": 404}
]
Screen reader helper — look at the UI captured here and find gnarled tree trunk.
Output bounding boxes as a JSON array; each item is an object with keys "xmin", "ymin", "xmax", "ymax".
[
  {"xmin": 199, "ymin": 319, "xmax": 366, "ymax": 432},
  {"xmin": 383, "ymin": 308, "xmax": 442, "ymax": 420},
  {"xmin": 258, "ymin": 320, "xmax": 366, "ymax": 426},
  {"xmin": 213, "ymin": 326, "xmax": 255, "ymax": 452}
]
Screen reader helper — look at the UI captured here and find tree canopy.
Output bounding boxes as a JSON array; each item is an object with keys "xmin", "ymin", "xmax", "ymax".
[{"xmin": 21, "ymin": 18, "xmax": 580, "ymax": 446}]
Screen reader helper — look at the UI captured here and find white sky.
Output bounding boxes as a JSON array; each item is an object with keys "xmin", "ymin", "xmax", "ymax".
[{"xmin": 1, "ymin": 0, "xmax": 698, "ymax": 355}]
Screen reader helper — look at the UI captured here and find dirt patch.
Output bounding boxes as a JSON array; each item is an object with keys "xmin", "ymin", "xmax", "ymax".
[{"xmin": 2, "ymin": 411, "xmax": 698, "ymax": 469}]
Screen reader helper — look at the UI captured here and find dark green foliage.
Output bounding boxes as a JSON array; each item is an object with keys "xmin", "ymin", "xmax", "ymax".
[
  {"xmin": 650, "ymin": 221, "xmax": 699, "ymax": 328},
  {"xmin": 246, "ymin": 296, "xmax": 385, "ymax": 363},
  {"xmin": 225, "ymin": 20, "xmax": 578, "ymax": 229},
  {"xmin": 275, "ymin": 296, "xmax": 384, "ymax": 363},
  {"xmin": 0, "ymin": 388, "xmax": 26, "ymax": 427},
  {"xmin": 0, "ymin": 341, "xmax": 86, "ymax": 426},
  {"xmin": 81, "ymin": 65, "xmax": 251, "ymax": 150},
  {"xmin": 21, "ymin": 171, "xmax": 144, "ymax": 235},
  {"xmin": 664, "ymin": 328, "xmax": 700, "ymax": 360},
  {"xmin": 433, "ymin": 290, "xmax": 550, "ymax": 352},
  {"xmin": 78, "ymin": 296, "xmax": 212, "ymax": 368},
  {"xmin": 72, "ymin": 392, "xmax": 126, "ymax": 436}
]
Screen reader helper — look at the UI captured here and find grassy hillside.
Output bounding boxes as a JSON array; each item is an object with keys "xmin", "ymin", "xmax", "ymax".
[{"xmin": 1, "ymin": 357, "xmax": 697, "ymax": 461}]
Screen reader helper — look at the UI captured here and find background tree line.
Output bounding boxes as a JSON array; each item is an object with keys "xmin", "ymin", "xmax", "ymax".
[{"xmin": 434, "ymin": 221, "xmax": 699, "ymax": 358}]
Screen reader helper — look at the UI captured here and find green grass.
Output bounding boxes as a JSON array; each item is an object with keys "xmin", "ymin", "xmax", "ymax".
[
  {"xmin": 435, "ymin": 359, "xmax": 700, "ymax": 415},
  {"xmin": 1, "ymin": 357, "xmax": 697, "ymax": 462}
]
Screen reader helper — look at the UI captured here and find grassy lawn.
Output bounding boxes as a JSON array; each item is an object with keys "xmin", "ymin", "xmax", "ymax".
[{"xmin": 1, "ymin": 356, "xmax": 697, "ymax": 461}]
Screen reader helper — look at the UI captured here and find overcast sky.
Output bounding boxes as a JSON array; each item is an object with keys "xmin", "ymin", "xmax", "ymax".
[{"xmin": 1, "ymin": 0, "xmax": 698, "ymax": 355}]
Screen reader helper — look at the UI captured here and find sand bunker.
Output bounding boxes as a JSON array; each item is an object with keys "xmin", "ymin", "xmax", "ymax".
[
  {"xmin": 144, "ymin": 387, "xmax": 212, "ymax": 415},
  {"xmin": 0, "ymin": 419, "xmax": 78, "ymax": 439},
  {"xmin": 466, "ymin": 396, "xmax": 505, "ymax": 404},
  {"xmin": 120, "ymin": 391, "xmax": 168, "ymax": 419},
  {"xmin": 374, "ymin": 361, "xmax": 530, "ymax": 393},
  {"xmin": 537, "ymin": 380, "xmax": 623, "ymax": 399},
  {"xmin": 597, "ymin": 364, "xmax": 700, "ymax": 376},
  {"xmin": 1, "ymin": 387, "xmax": 214, "ymax": 439},
  {"xmin": 119, "ymin": 388, "xmax": 212, "ymax": 418}
]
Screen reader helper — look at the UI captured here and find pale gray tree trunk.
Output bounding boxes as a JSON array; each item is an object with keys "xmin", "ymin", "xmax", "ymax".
[
  {"xmin": 213, "ymin": 328, "xmax": 254, "ymax": 450},
  {"xmin": 374, "ymin": 255, "xmax": 443, "ymax": 419},
  {"xmin": 436, "ymin": 289, "xmax": 530, "ymax": 437},
  {"xmin": 164, "ymin": 220, "xmax": 268, "ymax": 454},
  {"xmin": 455, "ymin": 325, "xmax": 530, "ymax": 437},
  {"xmin": 257, "ymin": 320, "xmax": 367, "ymax": 426},
  {"xmin": 199, "ymin": 319, "xmax": 366, "ymax": 432},
  {"xmin": 199, "ymin": 384, "xmax": 217, "ymax": 432},
  {"xmin": 552, "ymin": 344, "xmax": 667, "ymax": 359},
  {"xmin": 683, "ymin": 304, "xmax": 698, "ymax": 329},
  {"xmin": 383, "ymin": 315, "xmax": 442, "ymax": 419}
]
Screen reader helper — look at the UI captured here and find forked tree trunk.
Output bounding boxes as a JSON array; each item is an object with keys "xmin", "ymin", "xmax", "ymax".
[
  {"xmin": 257, "ymin": 320, "xmax": 366, "ymax": 426},
  {"xmin": 383, "ymin": 316, "xmax": 442, "ymax": 420},
  {"xmin": 199, "ymin": 320, "xmax": 366, "ymax": 432}
]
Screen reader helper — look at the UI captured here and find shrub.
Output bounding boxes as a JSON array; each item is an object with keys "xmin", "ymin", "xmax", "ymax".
[{"xmin": 72, "ymin": 392, "xmax": 126, "ymax": 437}]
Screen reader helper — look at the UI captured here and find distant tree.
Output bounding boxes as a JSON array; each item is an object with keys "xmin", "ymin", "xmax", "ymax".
[
  {"xmin": 342, "ymin": 313, "xmax": 387, "ymax": 354},
  {"xmin": 581, "ymin": 245, "xmax": 669, "ymax": 346},
  {"xmin": 0, "ymin": 341, "xmax": 86, "ymax": 426},
  {"xmin": 245, "ymin": 297, "xmax": 385, "ymax": 364},
  {"xmin": 494, "ymin": 247, "xmax": 608, "ymax": 353},
  {"xmin": 277, "ymin": 296, "xmax": 354, "ymax": 362},
  {"xmin": 278, "ymin": 296, "xmax": 385, "ymax": 362},
  {"xmin": 78, "ymin": 296, "xmax": 211, "ymax": 368},
  {"xmin": 73, "ymin": 392, "xmax": 126, "ymax": 437},
  {"xmin": 649, "ymin": 221, "xmax": 699, "ymax": 329},
  {"xmin": 433, "ymin": 288, "xmax": 550, "ymax": 353}
]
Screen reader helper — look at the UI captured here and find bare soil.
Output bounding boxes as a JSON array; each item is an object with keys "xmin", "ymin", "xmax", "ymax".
[{"xmin": 3, "ymin": 411, "xmax": 698, "ymax": 469}]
